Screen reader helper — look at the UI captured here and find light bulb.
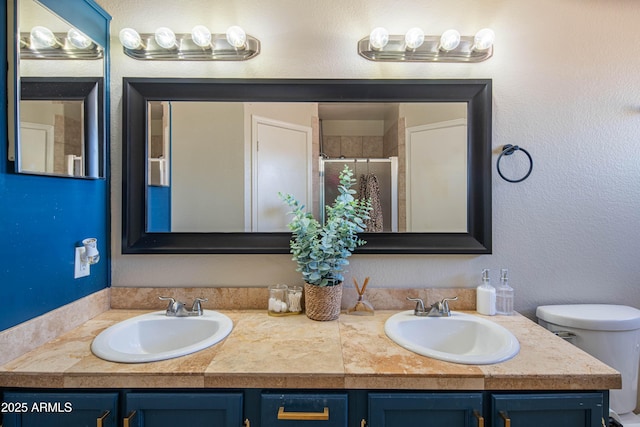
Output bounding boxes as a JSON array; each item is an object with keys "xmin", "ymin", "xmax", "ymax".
[
  {"xmin": 439, "ymin": 29, "xmax": 461, "ymax": 51},
  {"xmin": 67, "ymin": 28, "xmax": 92, "ymax": 49},
  {"xmin": 191, "ymin": 25, "xmax": 212, "ymax": 48},
  {"xmin": 119, "ymin": 28, "xmax": 142, "ymax": 50},
  {"xmin": 30, "ymin": 26, "xmax": 57, "ymax": 49},
  {"xmin": 473, "ymin": 28, "xmax": 495, "ymax": 51},
  {"xmin": 369, "ymin": 27, "xmax": 389, "ymax": 50},
  {"xmin": 226, "ymin": 26, "xmax": 247, "ymax": 49},
  {"xmin": 154, "ymin": 27, "xmax": 177, "ymax": 49},
  {"xmin": 404, "ymin": 27, "xmax": 425, "ymax": 50}
]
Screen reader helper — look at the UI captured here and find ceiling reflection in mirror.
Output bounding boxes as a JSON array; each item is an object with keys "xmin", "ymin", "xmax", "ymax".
[
  {"xmin": 8, "ymin": 0, "xmax": 106, "ymax": 178},
  {"xmin": 146, "ymin": 101, "xmax": 468, "ymax": 234}
]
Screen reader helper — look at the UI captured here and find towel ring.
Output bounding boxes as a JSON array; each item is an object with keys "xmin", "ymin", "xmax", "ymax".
[{"xmin": 497, "ymin": 144, "xmax": 533, "ymax": 183}]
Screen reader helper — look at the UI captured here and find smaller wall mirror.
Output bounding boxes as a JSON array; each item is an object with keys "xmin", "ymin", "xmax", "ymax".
[
  {"xmin": 7, "ymin": 0, "xmax": 109, "ymax": 179},
  {"xmin": 20, "ymin": 77, "xmax": 103, "ymax": 177}
]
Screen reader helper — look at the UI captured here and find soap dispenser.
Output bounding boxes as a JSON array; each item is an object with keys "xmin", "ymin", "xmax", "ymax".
[
  {"xmin": 496, "ymin": 268, "xmax": 515, "ymax": 315},
  {"xmin": 476, "ymin": 268, "xmax": 496, "ymax": 315}
]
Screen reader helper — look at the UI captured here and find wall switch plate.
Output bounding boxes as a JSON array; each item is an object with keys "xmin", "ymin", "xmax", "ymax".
[{"xmin": 74, "ymin": 247, "xmax": 90, "ymax": 279}]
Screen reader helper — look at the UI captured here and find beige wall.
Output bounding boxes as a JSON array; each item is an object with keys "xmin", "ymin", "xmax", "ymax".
[
  {"xmin": 106, "ymin": 0, "xmax": 640, "ymax": 321},
  {"xmin": 170, "ymin": 102, "xmax": 245, "ymax": 232}
]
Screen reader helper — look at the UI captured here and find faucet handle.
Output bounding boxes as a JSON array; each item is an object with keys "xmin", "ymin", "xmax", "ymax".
[
  {"xmin": 159, "ymin": 296, "xmax": 181, "ymax": 315},
  {"xmin": 407, "ymin": 297, "xmax": 426, "ymax": 315},
  {"xmin": 159, "ymin": 296, "xmax": 176, "ymax": 307},
  {"xmin": 439, "ymin": 296, "xmax": 458, "ymax": 313},
  {"xmin": 191, "ymin": 297, "xmax": 208, "ymax": 315}
]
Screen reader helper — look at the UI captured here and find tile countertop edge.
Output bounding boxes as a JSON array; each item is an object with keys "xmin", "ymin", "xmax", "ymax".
[{"xmin": 0, "ymin": 309, "xmax": 622, "ymax": 391}]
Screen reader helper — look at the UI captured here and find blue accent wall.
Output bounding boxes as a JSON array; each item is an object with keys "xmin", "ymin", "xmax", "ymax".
[
  {"xmin": 0, "ymin": 0, "xmax": 111, "ymax": 331},
  {"xmin": 147, "ymin": 186, "xmax": 171, "ymax": 232}
]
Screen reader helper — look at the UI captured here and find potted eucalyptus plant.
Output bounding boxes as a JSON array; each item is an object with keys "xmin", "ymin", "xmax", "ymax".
[{"xmin": 279, "ymin": 165, "xmax": 371, "ymax": 321}]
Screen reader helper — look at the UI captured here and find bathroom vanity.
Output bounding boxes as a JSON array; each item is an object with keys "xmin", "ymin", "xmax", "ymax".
[{"xmin": 0, "ymin": 309, "xmax": 619, "ymax": 427}]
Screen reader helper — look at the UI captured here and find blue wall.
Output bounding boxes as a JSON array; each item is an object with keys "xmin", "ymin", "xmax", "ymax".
[
  {"xmin": 148, "ymin": 186, "xmax": 171, "ymax": 232},
  {"xmin": 0, "ymin": 0, "xmax": 110, "ymax": 331}
]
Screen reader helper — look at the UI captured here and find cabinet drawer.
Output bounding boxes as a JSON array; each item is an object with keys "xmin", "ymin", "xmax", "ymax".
[{"xmin": 261, "ymin": 393, "xmax": 348, "ymax": 427}]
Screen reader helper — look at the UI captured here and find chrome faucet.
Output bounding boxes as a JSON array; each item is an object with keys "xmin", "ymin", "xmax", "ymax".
[
  {"xmin": 407, "ymin": 296, "xmax": 458, "ymax": 317},
  {"xmin": 159, "ymin": 297, "xmax": 208, "ymax": 317}
]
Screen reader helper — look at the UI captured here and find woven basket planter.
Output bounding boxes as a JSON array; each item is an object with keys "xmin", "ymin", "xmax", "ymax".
[{"xmin": 304, "ymin": 282, "xmax": 343, "ymax": 321}]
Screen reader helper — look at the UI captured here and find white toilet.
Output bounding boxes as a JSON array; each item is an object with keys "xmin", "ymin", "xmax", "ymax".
[{"xmin": 537, "ymin": 304, "xmax": 640, "ymax": 426}]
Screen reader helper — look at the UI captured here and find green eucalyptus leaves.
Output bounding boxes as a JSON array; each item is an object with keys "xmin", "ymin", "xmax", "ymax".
[{"xmin": 280, "ymin": 165, "xmax": 372, "ymax": 286}]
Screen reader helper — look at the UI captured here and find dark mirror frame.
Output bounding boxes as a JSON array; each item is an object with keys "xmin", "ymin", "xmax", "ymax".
[
  {"xmin": 122, "ymin": 78, "xmax": 492, "ymax": 255},
  {"xmin": 20, "ymin": 77, "xmax": 104, "ymax": 178}
]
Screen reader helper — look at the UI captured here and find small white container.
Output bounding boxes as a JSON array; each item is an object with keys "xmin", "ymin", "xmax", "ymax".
[{"xmin": 476, "ymin": 268, "xmax": 496, "ymax": 315}]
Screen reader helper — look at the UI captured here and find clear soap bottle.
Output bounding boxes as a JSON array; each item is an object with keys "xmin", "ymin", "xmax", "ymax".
[
  {"xmin": 496, "ymin": 268, "xmax": 515, "ymax": 315},
  {"xmin": 476, "ymin": 268, "xmax": 496, "ymax": 315}
]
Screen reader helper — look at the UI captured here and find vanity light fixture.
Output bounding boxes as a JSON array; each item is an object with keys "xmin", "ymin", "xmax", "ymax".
[
  {"xmin": 358, "ymin": 27, "xmax": 494, "ymax": 62},
  {"xmin": 20, "ymin": 26, "xmax": 103, "ymax": 60},
  {"xmin": 118, "ymin": 25, "xmax": 260, "ymax": 60}
]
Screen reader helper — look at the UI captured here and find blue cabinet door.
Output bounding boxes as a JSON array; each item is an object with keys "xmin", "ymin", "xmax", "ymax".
[
  {"xmin": 124, "ymin": 392, "xmax": 243, "ymax": 427},
  {"xmin": 2, "ymin": 392, "xmax": 118, "ymax": 427},
  {"xmin": 491, "ymin": 393, "xmax": 604, "ymax": 427},
  {"xmin": 368, "ymin": 393, "xmax": 484, "ymax": 427}
]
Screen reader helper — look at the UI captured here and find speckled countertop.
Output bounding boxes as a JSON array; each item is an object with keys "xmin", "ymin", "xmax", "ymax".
[{"xmin": 0, "ymin": 309, "xmax": 620, "ymax": 391}]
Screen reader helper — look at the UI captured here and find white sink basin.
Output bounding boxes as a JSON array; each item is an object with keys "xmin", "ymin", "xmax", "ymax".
[
  {"xmin": 91, "ymin": 310, "xmax": 233, "ymax": 363},
  {"xmin": 385, "ymin": 311, "xmax": 520, "ymax": 365}
]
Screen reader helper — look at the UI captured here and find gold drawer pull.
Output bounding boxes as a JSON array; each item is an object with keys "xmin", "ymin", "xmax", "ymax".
[
  {"xmin": 499, "ymin": 411, "xmax": 511, "ymax": 427},
  {"xmin": 123, "ymin": 410, "xmax": 137, "ymax": 427},
  {"xmin": 97, "ymin": 410, "xmax": 110, "ymax": 427},
  {"xmin": 277, "ymin": 406, "xmax": 329, "ymax": 421},
  {"xmin": 473, "ymin": 410, "xmax": 484, "ymax": 427}
]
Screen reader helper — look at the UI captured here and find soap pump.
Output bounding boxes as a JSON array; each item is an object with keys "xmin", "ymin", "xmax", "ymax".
[
  {"xmin": 496, "ymin": 268, "xmax": 515, "ymax": 315},
  {"xmin": 476, "ymin": 268, "xmax": 496, "ymax": 315}
]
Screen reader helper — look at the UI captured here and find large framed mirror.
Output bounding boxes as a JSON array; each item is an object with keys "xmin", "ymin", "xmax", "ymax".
[
  {"xmin": 7, "ymin": 0, "xmax": 109, "ymax": 179},
  {"xmin": 123, "ymin": 78, "xmax": 492, "ymax": 254}
]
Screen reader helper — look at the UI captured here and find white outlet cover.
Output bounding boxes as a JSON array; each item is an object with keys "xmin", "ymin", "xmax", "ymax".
[{"xmin": 74, "ymin": 247, "xmax": 90, "ymax": 279}]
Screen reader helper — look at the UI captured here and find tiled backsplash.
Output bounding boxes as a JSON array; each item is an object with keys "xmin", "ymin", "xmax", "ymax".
[{"xmin": 110, "ymin": 286, "xmax": 476, "ymax": 311}]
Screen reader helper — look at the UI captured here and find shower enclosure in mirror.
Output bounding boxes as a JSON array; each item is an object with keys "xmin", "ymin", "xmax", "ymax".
[
  {"xmin": 320, "ymin": 158, "xmax": 399, "ymax": 233},
  {"xmin": 123, "ymin": 79, "xmax": 492, "ymax": 254},
  {"xmin": 6, "ymin": 0, "xmax": 109, "ymax": 178}
]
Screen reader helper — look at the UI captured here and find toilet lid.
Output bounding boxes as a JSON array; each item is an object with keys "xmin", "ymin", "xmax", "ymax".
[{"xmin": 536, "ymin": 304, "xmax": 640, "ymax": 331}]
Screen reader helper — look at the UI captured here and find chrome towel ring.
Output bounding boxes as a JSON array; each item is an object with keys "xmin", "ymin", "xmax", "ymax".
[{"xmin": 497, "ymin": 144, "xmax": 533, "ymax": 183}]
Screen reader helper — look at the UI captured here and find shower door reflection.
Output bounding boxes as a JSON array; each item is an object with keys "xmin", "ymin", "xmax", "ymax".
[{"xmin": 320, "ymin": 158, "xmax": 398, "ymax": 232}]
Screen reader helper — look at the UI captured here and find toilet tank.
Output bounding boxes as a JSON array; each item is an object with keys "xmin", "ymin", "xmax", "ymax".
[{"xmin": 536, "ymin": 304, "xmax": 640, "ymax": 415}]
